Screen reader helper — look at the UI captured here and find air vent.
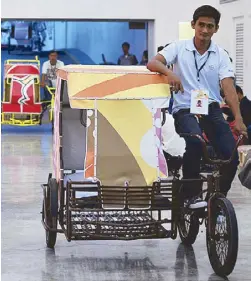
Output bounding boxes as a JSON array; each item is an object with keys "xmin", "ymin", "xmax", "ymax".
[
  {"xmin": 235, "ymin": 22, "xmax": 244, "ymax": 88},
  {"xmin": 128, "ymin": 22, "xmax": 146, "ymax": 30}
]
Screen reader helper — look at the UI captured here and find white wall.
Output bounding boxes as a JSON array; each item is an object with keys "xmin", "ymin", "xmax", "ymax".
[
  {"xmin": 2, "ymin": 0, "xmax": 250, "ymax": 96},
  {"xmin": 215, "ymin": 0, "xmax": 251, "ymax": 98},
  {"xmin": 54, "ymin": 22, "xmax": 67, "ymax": 50},
  {"xmin": 1, "ymin": 0, "xmax": 219, "ymax": 56}
]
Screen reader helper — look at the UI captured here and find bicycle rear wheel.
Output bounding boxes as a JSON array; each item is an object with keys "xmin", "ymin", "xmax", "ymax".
[{"xmin": 178, "ymin": 210, "xmax": 200, "ymax": 245}]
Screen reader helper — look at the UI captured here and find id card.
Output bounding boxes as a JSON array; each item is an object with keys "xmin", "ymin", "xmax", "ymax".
[{"xmin": 190, "ymin": 89, "xmax": 209, "ymax": 115}]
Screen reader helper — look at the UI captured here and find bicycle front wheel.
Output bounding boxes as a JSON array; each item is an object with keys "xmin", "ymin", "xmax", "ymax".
[{"xmin": 206, "ymin": 197, "xmax": 238, "ymax": 277}]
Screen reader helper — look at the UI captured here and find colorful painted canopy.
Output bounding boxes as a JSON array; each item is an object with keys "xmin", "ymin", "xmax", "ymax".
[{"xmin": 57, "ymin": 65, "xmax": 171, "ymax": 108}]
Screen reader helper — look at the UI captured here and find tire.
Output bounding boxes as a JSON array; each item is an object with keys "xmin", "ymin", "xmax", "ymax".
[
  {"xmin": 178, "ymin": 211, "xmax": 200, "ymax": 245},
  {"xmin": 206, "ymin": 197, "xmax": 238, "ymax": 277},
  {"xmin": 45, "ymin": 178, "xmax": 58, "ymax": 248}
]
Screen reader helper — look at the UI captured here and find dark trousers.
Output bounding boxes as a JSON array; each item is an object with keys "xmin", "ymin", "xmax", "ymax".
[
  {"xmin": 42, "ymin": 80, "xmax": 53, "ymax": 102},
  {"xmin": 173, "ymin": 102, "xmax": 239, "ymax": 199}
]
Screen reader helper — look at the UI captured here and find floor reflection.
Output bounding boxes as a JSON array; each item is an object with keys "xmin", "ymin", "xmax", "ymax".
[
  {"xmin": 41, "ymin": 243, "xmax": 226, "ymax": 281},
  {"xmin": 42, "ymin": 243, "xmax": 231, "ymax": 281},
  {"xmin": 42, "ymin": 248, "xmax": 165, "ymax": 281},
  {"xmin": 174, "ymin": 243, "xmax": 198, "ymax": 281}
]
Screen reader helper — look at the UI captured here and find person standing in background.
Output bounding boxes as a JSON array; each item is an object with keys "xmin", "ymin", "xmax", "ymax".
[
  {"xmin": 117, "ymin": 42, "xmax": 138, "ymax": 65},
  {"xmin": 41, "ymin": 50, "xmax": 64, "ymax": 104},
  {"xmin": 236, "ymin": 85, "xmax": 251, "ymax": 144},
  {"xmin": 41, "ymin": 50, "xmax": 64, "ymax": 89},
  {"xmin": 140, "ymin": 50, "xmax": 148, "ymax": 65}
]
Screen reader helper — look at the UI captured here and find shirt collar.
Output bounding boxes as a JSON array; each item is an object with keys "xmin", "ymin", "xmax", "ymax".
[{"xmin": 185, "ymin": 37, "xmax": 217, "ymax": 53}]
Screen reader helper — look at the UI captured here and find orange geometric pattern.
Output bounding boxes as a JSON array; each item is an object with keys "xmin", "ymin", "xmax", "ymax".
[
  {"xmin": 73, "ymin": 73, "xmax": 169, "ymax": 99},
  {"xmin": 85, "ymin": 150, "xmax": 94, "ymax": 178}
]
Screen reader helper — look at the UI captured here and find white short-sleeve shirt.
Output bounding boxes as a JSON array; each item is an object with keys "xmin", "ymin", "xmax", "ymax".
[
  {"xmin": 159, "ymin": 38, "xmax": 234, "ymax": 113},
  {"xmin": 42, "ymin": 60, "xmax": 64, "ymax": 88}
]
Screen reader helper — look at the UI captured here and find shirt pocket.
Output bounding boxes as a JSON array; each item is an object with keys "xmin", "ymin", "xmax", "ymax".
[{"xmin": 203, "ymin": 64, "xmax": 219, "ymax": 80}]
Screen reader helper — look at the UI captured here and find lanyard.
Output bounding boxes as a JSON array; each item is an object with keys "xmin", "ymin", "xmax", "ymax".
[{"xmin": 193, "ymin": 51, "xmax": 211, "ymax": 82}]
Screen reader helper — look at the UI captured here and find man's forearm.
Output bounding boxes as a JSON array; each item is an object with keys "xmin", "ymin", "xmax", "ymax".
[
  {"xmin": 147, "ymin": 56, "xmax": 184, "ymax": 93},
  {"xmin": 41, "ymin": 74, "xmax": 46, "ymax": 84},
  {"xmin": 147, "ymin": 60, "xmax": 172, "ymax": 76}
]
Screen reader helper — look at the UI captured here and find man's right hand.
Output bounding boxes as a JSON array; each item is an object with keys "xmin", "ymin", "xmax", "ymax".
[
  {"xmin": 40, "ymin": 82, "xmax": 45, "ymax": 88},
  {"xmin": 167, "ymin": 71, "xmax": 184, "ymax": 93}
]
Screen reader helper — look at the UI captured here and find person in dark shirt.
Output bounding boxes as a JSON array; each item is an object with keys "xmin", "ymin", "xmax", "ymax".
[
  {"xmin": 236, "ymin": 85, "xmax": 251, "ymax": 144},
  {"xmin": 140, "ymin": 50, "xmax": 148, "ymax": 65},
  {"xmin": 220, "ymin": 87, "xmax": 246, "ymax": 144},
  {"xmin": 117, "ymin": 42, "xmax": 138, "ymax": 65},
  {"xmin": 221, "ymin": 103, "xmax": 242, "ymax": 143}
]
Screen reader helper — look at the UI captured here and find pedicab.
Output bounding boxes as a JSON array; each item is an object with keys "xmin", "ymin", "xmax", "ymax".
[
  {"xmin": 1, "ymin": 56, "xmax": 53, "ymax": 127},
  {"xmin": 41, "ymin": 65, "xmax": 240, "ymax": 277}
]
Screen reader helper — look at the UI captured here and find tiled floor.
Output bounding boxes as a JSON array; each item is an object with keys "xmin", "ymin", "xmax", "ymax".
[{"xmin": 2, "ymin": 133, "xmax": 251, "ymax": 281}]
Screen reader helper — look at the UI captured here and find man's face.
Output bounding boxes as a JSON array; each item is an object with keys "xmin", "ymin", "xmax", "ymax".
[
  {"xmin": 122, "ymin": 45, "xmax": 129, "ymax": 55},
  {"xmin": 49, "ymin": 52, "xmax": 58, "ymax": 64},
  {"xmin": 192, "ymin": 17, "xmax": 218, "ymax": 42}
]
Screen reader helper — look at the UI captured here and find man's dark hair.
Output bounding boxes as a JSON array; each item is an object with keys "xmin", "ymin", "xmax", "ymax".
[
  {"xmin": 49, "ymin": 50, "xmax": 57, "ymax": 55},
  {"xmin": 236, "ymin": 85, "xmax": 243, "ymax": 95},
  {"xmin": 122, "ymin": 42, "xmax": 130, "ymax": 49},
  {"xmin": 193, "ymin": 5, "xmax": 221, "ymax": 26},
  {"xmin": 157, "ymin": 46, "xmax": 164, "ymax": 52}
]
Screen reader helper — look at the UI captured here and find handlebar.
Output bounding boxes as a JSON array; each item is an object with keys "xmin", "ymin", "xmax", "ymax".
[{"xmin": 179, "ymin": 133, "xmax": 243, "ymax": 165}]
